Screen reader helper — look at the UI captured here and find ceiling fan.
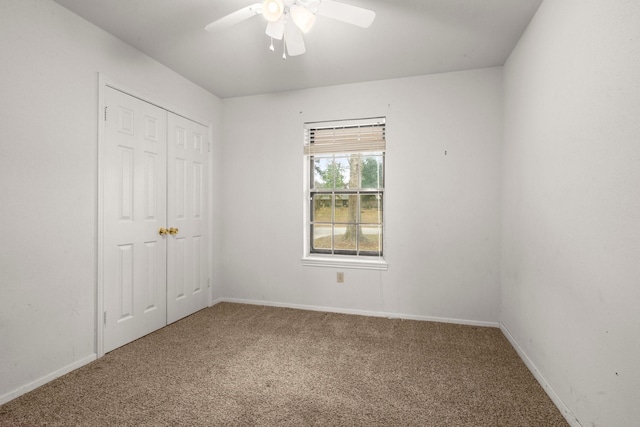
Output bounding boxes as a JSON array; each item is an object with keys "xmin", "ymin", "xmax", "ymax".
[{"xmin": 204, "ymin": 0, "xmax": 376, "ymax": 58}]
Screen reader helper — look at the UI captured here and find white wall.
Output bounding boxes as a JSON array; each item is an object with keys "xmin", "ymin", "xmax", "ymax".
[
  {"xmin": 0, "ymin": 0, "xmax": 222, "ymax": 402},
  {"xmin": 221, "ymin": 68, "xmax": 503, "ymax": 324},
  {"xmin": 502, "ymin": 1, "xmax": 640, "ymax": 426}
]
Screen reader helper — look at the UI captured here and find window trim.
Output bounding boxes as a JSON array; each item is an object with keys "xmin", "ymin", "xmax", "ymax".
[
  {"xmin": 301, "ymin": 254, "xmax": 388, "ymax": 270},
  {"xmin": 302, "ymin": 117, "xmax": 387, "ymax": 270}
]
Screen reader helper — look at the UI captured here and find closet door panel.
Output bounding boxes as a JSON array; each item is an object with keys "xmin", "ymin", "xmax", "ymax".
[
  {"xmin": 103, "ymin": 87, "xmax": 168, "ymax": 353},
  {"xmin": 167, "ymin": 113, "xmax": 209, "ymax": 324}
]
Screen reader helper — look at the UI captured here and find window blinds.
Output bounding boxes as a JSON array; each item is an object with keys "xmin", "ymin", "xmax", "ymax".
[{"xmin": 304, "ymin": 117, "xmax": 386, "ymax": 155}]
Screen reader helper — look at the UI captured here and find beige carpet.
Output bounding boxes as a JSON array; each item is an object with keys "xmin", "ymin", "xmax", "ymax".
[{"xmin": 0, "ymin": 302, "xmax": 568, "ymax": 426}]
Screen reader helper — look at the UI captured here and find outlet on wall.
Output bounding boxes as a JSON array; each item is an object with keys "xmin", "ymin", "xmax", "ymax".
[{"xmin": 337, "ymin": 272, "xmax": 344, "ymax": 283}]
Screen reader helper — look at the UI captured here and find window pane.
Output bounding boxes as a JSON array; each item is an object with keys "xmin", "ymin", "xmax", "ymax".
[
  {"xmin": 334, "ymin": 156, "xmax": 351, "ymax": 189},
  {"xmin": 312, "ymin": 224, "xmax": 332, "ymax": 251},
  {"xmin": 334, "ymin": 225, "xmax": 357, "ymax": 251},
  {"xmin": 312, "ymin": 194, "xmax": 332, "ymax": 222},
  {"xmin": 313, "ymin": 156, "xmax": 336, "ymax": 189},
  {"xmin": 360, "ymin": 194, "xmax": 382, "ymax": 224},
  {"xmin": 361, "ymin": 154, "xmax": 384, "ymax": 189},
  {"xmin": 334, "ymin": 194, "xmax": 357, "ymax": 223},
  {"xmin": 360, "ymin": 225, "xmax": 383, "ymax": 254},
  {"xmin": 338, "ymin": 154, "xmax": 360, "ymax": 189}
]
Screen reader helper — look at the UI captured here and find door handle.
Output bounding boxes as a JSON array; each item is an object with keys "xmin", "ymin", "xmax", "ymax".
[
  {"xmin": 159, "ymin": 227, "xmax": 169, "ymax": 236},
  {"xmin": 169, "ymin": 227, "xmax": 179, "ymax": 235}
]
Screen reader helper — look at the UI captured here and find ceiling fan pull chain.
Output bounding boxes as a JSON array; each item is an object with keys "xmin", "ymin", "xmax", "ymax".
[
  {"xmin": 269, "ymin": 37, "xmax": 275, "ymax": 52},
  {"xmin": 282, "ymin": 38, "xmax": 287, "ymax": 60}
]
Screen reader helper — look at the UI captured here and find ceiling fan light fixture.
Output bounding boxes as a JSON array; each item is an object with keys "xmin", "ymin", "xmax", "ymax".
[
  {"xmin": 262, "ymin": 0, "xmax": 284, "ymax": 22},
  {"xmin": 291, "ymin": 5, "xmax": 316, "ymax": 33}
]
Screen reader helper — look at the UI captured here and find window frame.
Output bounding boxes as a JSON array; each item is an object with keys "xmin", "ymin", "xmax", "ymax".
[{"xmin": 302, "ymin": 118, "xmax": 388, "ymax": 271}]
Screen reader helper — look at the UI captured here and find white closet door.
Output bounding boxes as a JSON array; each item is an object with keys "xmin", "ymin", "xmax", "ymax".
[
  {"xmin": 166, "ymin": 113, "xmax": 209, "ymax": 324},
  {"xmin": 103, "ymin": 87, "xmax": 168, "ymax": 353}
]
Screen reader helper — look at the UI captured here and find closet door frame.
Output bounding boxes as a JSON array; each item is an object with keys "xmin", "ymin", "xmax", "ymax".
[{"xmin": 97, "ymin": 74, "xmax": 213, "ymax": 358}]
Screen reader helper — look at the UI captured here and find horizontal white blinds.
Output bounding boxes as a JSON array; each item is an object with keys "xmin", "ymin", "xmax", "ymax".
[{"xmin": 304, "ymin": 117, "xmax": 386, "ymax": 155}]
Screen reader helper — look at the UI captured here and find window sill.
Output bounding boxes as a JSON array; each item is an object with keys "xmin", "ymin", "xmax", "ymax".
[{"xmin": 301, "ymin": 255, "xmax": 388, "ymax": 271}]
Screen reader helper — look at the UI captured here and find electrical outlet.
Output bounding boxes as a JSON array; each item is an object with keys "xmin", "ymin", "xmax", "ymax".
[{"xmin": 337, "ymin": 272, "xmax": 344, "ymax": 283}]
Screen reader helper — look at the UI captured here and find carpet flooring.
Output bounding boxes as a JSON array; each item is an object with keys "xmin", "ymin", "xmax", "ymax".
[{"xmin": 0, "ymin": 302, "xmax": 568, "ymax": 426}]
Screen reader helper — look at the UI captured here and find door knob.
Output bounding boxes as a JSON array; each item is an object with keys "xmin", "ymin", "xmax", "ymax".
[
  {"xmin": 169, "ymin": 227, "xmax": 179, "ymax": 235},
  {"xmin": 159, "ymin": 227, "xmax": 169, "ymax": 236}
]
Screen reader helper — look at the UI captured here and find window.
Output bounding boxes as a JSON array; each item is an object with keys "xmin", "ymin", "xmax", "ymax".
[{"xmin": 303, "ymin": 118, "xmax": 386, "ymax": 268}]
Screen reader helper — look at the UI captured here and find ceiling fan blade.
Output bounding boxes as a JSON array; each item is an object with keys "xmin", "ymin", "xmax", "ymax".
[
  {"xmin": 284, "ymin": 19, "xmax": 306, "ymax": 56},
  {"xmin": 204, "ymin": 3, "xmax": 262, "ymax": 32},
  {"xmin": 317, "ymin": 0, "xmax": 375, "ymax": 28},
  {"xmin": 266, "ymin": 19, "xmax": 285, "ymax": 40}
]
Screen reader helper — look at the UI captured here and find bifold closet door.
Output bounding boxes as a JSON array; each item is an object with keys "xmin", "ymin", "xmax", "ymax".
[
  {"xmin": 103, "ymin": 87, "xmax": 168, "ymax": 353},
  {"xmin": 166, "ymin": 113, "xmax": 209, "ymax": 324}
]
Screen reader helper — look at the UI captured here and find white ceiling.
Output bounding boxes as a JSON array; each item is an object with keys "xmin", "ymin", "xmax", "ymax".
[{"xmin": 52, "ymin": 0, "xmax": 543, "ymax": 99}]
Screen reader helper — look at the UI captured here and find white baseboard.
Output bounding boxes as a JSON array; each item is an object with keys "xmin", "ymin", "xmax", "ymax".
[
  {"xmin": 218, "ymin": 297, "xmax": 499, "ymax": 328},
  {"xmin": 210, "ymin": 297, "xmax": 225, "ymax": 307},
  {"xmin": 499, "ymin": 323, "xmax": 582, "ymax": 427},
  {"xmin": 0, "ymin": 353, "xmax": 97, "ymax": 406}
]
